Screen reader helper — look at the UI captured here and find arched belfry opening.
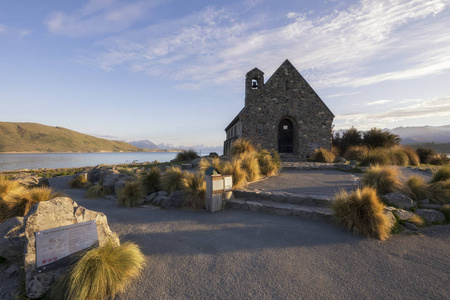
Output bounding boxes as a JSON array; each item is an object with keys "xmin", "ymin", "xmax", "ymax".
[
  {"xmin": 251, "ymin": 79, "xmax": 259, "ymax": 89},
  {"xmin": 278, "ymin": 119, "xmax": 294, "ymax": 153}
]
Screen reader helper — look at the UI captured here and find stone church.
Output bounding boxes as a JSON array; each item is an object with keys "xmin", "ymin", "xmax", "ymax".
[{"xmin": 224, "ymin": 59, "xmax": 334, "ymax": 158}]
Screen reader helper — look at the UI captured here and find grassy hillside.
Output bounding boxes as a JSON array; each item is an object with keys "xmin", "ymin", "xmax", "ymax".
[
  {"xmin": 0, "ymin": 122, "xmax": 142, "ymax": 153},
  {"xmin": 405, "ymin": 142, "xmax": 450, "ymax": 154}
]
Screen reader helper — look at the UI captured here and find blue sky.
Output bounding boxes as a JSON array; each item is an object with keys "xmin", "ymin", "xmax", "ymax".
[{"xmin": 1, "ymin": 0, "xmax": 450, "ymax": 146}]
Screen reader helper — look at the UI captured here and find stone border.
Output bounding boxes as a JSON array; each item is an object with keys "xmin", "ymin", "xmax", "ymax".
[{"xmin": 233, "ymin": 189, "xmax": 332, "ymax": 207}]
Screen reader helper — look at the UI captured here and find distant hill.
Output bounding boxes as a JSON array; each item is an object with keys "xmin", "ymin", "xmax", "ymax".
[
  {"xmin": 0, "ymin": 122, "xmax": 142, "ymax": 153},
  {"xmin": 128, "ymin": 140, "xmax": 159, "ymax": 150},
  {"xmin": 128, "ymin": 140, "xmax": 223, "ymax": 154}
]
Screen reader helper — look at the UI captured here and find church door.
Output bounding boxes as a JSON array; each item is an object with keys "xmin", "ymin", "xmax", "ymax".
[{"xmin": 278, "ymin": 119, "xmax": 294, "ymax": 153}]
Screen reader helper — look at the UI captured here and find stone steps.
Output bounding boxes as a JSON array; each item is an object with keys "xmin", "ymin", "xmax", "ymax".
[
  {"xmin": 233, "ymin": 189, "xmax": 332, "ymax": 207},
  {"xmin": 227, "ymin": 199, "xmax": 335, "ymax": 222}
]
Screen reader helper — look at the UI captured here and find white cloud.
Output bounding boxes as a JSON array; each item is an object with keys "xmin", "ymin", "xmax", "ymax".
[
  {"xmin": 335, "ymin": 96, "xmax": 450, "ymax": 129},
  {"xmin": 0, "ymin": 23, "xmax": 31, "ymax": 37},
  {"xmin": 366, "ymin": 100, "xmax": 393, "ymax": 106},
  {"xmin": 73, "ymin": 0, "xmax": 450, "ymax": 89},
  {"xmin": 45, "ymin": 0, "xmax": 165, "ymax": 37}
]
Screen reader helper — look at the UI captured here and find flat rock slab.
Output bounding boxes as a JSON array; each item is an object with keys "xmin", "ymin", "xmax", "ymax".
[{"xmin": 247, "ymin": 170, "xmax": 361, "ymax": 197}]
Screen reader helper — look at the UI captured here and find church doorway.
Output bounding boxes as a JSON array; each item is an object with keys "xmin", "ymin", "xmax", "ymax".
[{"xmin": 278, "ymin": 119, "xmax": 294, "ymax": 153}]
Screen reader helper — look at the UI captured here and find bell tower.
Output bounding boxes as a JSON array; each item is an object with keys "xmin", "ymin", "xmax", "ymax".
[{"xmin": 245, "ymin": 67, "xmax": 264, "ymax": 106}]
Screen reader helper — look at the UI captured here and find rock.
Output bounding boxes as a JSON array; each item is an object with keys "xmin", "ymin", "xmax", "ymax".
[
  {"xmin": 23, "ymin": 197, "xmax": 119, "ymax": 299},
  {"xmin": 5, "ymin": 264, "xmax": 19, "ymax": 276},
  {"xmin": 394, "ymin": 209, "xmax": 416, "ymax": 221},
  {"xmin": 181, "ymin": 164, "xmax": 193, "ymax": 170},
  {"xmin": 153, "ymin": 195, "xmax": 167, "ymax": 206},
  {"xmin": 161, "ymin": 191, "xmax": 185, "ymax": 209},
  {"xmin": 335, "ymin": 157, "xmax": 346, "ymax": 163},
  {"xmin": 383, "ymin": 210, "xmax": 396, "ymax": 229},
  {"xmin": 419, "ymin": 198, "xmax": 430, "ymax": 204},
  {"xmin": 0, "ymin": 217, "xmax": 25, "ymax": 261},
  {"xmin": 349, "ymin": 160, "xmax": 358, "ymax": 165},
  {"xmin": 102, "ymin": 173, "xmax": 121, "ymax": 191},
  {"xmin": 383, "ymin": 193, "xmax": 416, "ymax": 210},
  {"xmin": 420, "ymin": 204, "xmax": 442, "ymax": 210},
  {"xmin": 13, "ymin": 175, "xmax": 49, "ymax": 188},
  {"xmin": 144, "ymin": 193, "xmax": 157, "ymax": 204},
  {"xmin": 404, "ymin": 222, "xmax": 418, "ymax": 231},
  {"xmin": 157, "ymin": 191, "xmax": 168, "ymax": 197},
  {"xmin": 114, "ymin": 176, "xmax": 130, "ymax": 195},
  {"xmin": 415, "ymin": 209, "xmax": 446, "ymax": 224},
  {"xmin": 87, "ymin": 165, "xmax": 119, "ymax": 185},
  {"xmin": 209, "ymin": 152, "xmax": 219, "ymax": 158}
]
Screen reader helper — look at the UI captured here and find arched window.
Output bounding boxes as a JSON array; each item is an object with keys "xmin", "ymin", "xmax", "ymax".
[{"xmin": 251, "ymin": 79, "xmax": 258, "ymax": 89}]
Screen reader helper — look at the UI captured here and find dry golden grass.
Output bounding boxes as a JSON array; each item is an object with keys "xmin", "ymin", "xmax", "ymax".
[
  {"xmin": 160, "ymin": 166, "xmax": 184, "ymax": 194},
  {"xmin": 117, "ymin": 181, "xmax": 144, "ymax": 207},
  {"xmin": 331, "ymin": 187, "xmax": 390, "ymax": 240},
  {"xmin": 361, "ymin": 165, "xmax": 403, "ymax": 195},
  {"xmin": 239, "ymin": 152, "xmax": 261, "ymax": 182},
  {"xmin": 312, "ymin": 148, "xmax": 336, "ymax": 163},
  {"xmin": 431, "ymin": 165, "xmax": 450, "ymax": 183},
  {"xmin": 231, "ymin": 139, "xmax": 255, "ymax": 158},
  {"xmin": 408, "ymin": 214, "xmax": 425, "ymax": 227},
  {"xmin": 197, "ymin": 157, "xmax": 223, "ymax": 173},
  {"xmin": 48, "ymin": 241, "xmax": 145, "ymax": 300},
  {"xmin": 221, "ymin": 160, "xmax": 247, "ymax": 189},
  {"xmin": 182, "ymin": 172, "xmax": 206, "ymax": 209},
  {"xmin": 258, "ymin": 150, "xmax": 280, "ymax": 177},
  {"xmin": 399, "ymin": 146, "xmax": 420, "ymax": 166},
  {"xmin": 68, "ymin": 173, "xmax": 92, "ymax": 189},
  {"xmin": 343, "ymin": 145, "xmax": 369, "ymax": 161},
  {"xmin": 405, "ymin": 175, "xmax": 431, "ymax": 201},
  {"xmin": 428, "ymin": 180, "xmax": 450, "ymax": 204},
  {"xmin": 85, "ymin": 184, "xmax": 111, "ymax": 199},
  {"xmin": 139, "ymin": 167, "xmax": 161, "ymax": 195}
]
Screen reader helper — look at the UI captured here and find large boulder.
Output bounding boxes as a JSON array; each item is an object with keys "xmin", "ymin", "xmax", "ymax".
[
  {"xmin": 102, "ymin": 173, "xmax": 122, "ymax": 191},
  {"xmin": 0, "ymin": 217, "xmax": 25, "ymax": 261},
  {"xmin": 415, "ymin": 209, "xmax": 446, "ymax": 224},
  {"xmin": 161, "ymin": 191, "xmax": 185, "ymax": 209},
  {"xmin": 13, "ymin": 174, "xmax": 49, "ymax": 188},
  {"xmin": 382, "ymin": 193, "xmax": 416, "ymax": 210},
  {"xmin": 23, "ymin": 197, "xmax": 119, "ymax": 299},
  {"xmin": 87, "ymin": 165, "xmax": 119, "ymax": 185}
]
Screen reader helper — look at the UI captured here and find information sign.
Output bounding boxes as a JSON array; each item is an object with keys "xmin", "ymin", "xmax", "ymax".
[
  {"xmin": 223, "ymin": 176, "xmax": 233, "ymax": 191},
  {"xmin": 35, "ymin": 220, "xmax": 98, "ymax": 270}
]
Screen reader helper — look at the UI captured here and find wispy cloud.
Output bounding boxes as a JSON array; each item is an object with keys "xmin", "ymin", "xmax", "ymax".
[
  {"xmin": 45, "ymin": 0, "xmax": 166, "ymax": 37},
  {"xmin": 0, "ymin": 23, "xmax": 31, "ymax": 37},
  {"xmin": 59, "ymin": 0, "xmax": 450, "ymax": 89},
  {"xmin": 366, "ymin": 100, "xmax": 393, "ymax": 106},
  {"xmin": 335, "ymin": 97, "xmax": 450, "ymax": 129}
]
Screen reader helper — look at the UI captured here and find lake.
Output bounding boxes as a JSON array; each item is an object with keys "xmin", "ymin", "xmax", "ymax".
[{"xmin": 0, "ymin": 152, "xmax": 181, "ymax": 172}]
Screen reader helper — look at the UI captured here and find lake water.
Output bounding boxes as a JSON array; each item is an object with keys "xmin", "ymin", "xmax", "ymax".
[{"xmin": 0, "ymin": 152, "xmax": 180, "ymax": 171}]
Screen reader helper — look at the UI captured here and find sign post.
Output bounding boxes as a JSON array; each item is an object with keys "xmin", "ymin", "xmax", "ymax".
[{"xmin": 205, "ymin": 167, "xmax": 233, "ymax": 213}]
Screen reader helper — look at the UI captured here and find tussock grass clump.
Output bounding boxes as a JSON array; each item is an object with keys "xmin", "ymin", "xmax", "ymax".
[
  {"xmin": 408, "ymin": 214, "xmax": 425, "ymax": 227},
  {"xmin": 332, "ymin": 187, "xmax": 390, "ymax": 240},
  {"xmin": 405, "ymin": 175, "xmax": 431, "ymax": 201},
  {"xmin": 139, "ymin": 167, "xmax": 161, "ymax": 195},
  {"xmin": 388, "ymin": 147, "xmax": 409, "ymax": 166},
  {"xmin": 86, "ymin": 184, "xmax": 111, "ymax": 199},
  {"xmin": 117, "ymin": 181, "xmax": 144, "ymax": 207},
  {"xmin": 198, "ymin": 157, "xmax": 223, "ymax": 173},
  {"xmin": 174, "ymin": 149, "xmax": 199, "ymax": 162},
  {"xmin": 343, "ymin": 145, "xmax": 369, "ymax": 161},
  {"xmin": 182, "ymin": 172, "xmax": 206, "ymax": 209},
  {"xmin": 431, "ymin": 166, "xmax": 450, "ymax": 183},
  {"xmin": 360, "ymin": 148, "xmax": 391, "ymax": 166},
  {"xmin": 399, "ymin": 146, "xmax": 420, "ymax": 166},
  {"xmin": 361, "ymin": 165, "xmax": 403, "ymax": 195},
  {"xmin": 48, "ymin": 241, "xmax": 145, "ymax": 300},
  {"xmin": 428, "ymin": 180, "xmax": 450, "ymax": 204},
  {"xmin": 239, "ymin": 152, "xmax": 261, "ymax": 182},
  {"xmin": 160, "ymin": 166, "xmax": 184, "ymax": 194},
  {"xmin": 231, "ymin": 139, "xmax": 255, "ymax": 158},
  {"xmin": 68, "ymin": 173, "xmax": 92, "ymax": 189},
  {"xmin": 428, "ymin": 153, "xmax": 450, "ymax": 165},
  {"xmin": 258, "ymin": 150, "xmax": 281, "ymax": 177},
  {"xmin": 221, "ymin": 160, "xmax": 247, "ymax": 189},
  {"xmin": 312, "ymin": 148, "xmax": 336, "ymax": 163},
  {"xmin": 0, "ymin": 182, "xmax": 64, "ymax": 223}
]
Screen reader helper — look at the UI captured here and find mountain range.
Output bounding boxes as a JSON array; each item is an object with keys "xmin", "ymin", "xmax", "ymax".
[{"xmin": 127, "ymin": 140, "xmax": 223, "ymax": 154}]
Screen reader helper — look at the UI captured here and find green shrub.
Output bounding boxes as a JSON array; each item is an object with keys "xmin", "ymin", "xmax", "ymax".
[
  {"xmin": 312, "ymin": 148, "xmax": 336, "ymax": 163},
  {"xmin": 399, "ymin": 146, "xmax": 420, "ymax": 166},
  {"xmin": 431, "ymin": 166, "xmax": 450, "ymax": 183},
  {"xmin": 160, "ymin": 166, "xmax": 184, "ymax": 194},
  {"xmin": 240, "ymin": 152, "xmax": 261, "ymax": 182},
  {"xmin": 363, "ymin": 128, "xmax": 400, "ymax": 148},
  {"xmin": 258, "ymin": 150, "xmax": 281, "ymax": 176},
  {"xmin": 182, "ymin": 172, "xmax": 206, "ymax": 210},
  {"xmin": 231, "ymin": 139, "xmax": 255, "ymax": 158},
  {"xmin": 416, "ymin": 147, "xmax": 435, "ymax": 164},
  {"xmin": 405, "ymin": 176, "xmax": 430, "ymax": 201},
  {"xmin": 117, "ymin": 181, "xmax": 144, "ymax": 207},
  {"xmin": 48, "ymin": 241, "xmax": 145, "ymax": 300},
  {"xmin": 221, "ymin": 160, "xmax": 247, "ymax": 189},
  {"xmin": 331, "ymin": 187, "xmax": 390, "ymax": 240},
  {"xmin": 174, "ymin": 149, "xmax": 199, "ymax": 162},
  {"xmin": 68, "ymin": 173, "xmax": 92, "ymax": 189},
  {"xmin": 86, "ymin": 184, "xmax": 111, "ymax": 199},
  {"xmin": 343, "ymin": 145, "xmax": 369, "ymax": 161},
  {"xmin": 361, "ymin": 165, "xmax": 403, "ymax": 195},
  {"xmin": 139, "ymin": 167, "xmax": 161, "ymax": 195}
]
